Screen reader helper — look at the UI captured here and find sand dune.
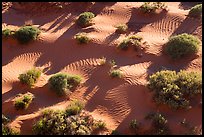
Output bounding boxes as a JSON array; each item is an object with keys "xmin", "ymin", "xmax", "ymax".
[{"xmin": 2, "ymin": 2, "xmax": 202, "ymax": 135}]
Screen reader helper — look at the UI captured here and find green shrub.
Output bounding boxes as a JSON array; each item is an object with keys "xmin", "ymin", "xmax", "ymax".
[
  {"xmin": 111, "ymin": 130, "xmax": 120, "ymax": 135},
  {"xmin": 65, "ymin": 100, "xmax": 84, "ymax": 116},
  {"xmin": 145, "ymin": 112, "xmax": 169, "ymax": 135},
  {"xmin": 14, "ymin": 92, "xmax": 34, "ymax": 110},
  {"xmin": 15, "ymin": 26, "xmax": 40, "ymax": 44},
  {"xmin": 77, "ymin": 12, "xmax": 95, "ymax": 27},
  {"xmin": 140, "ymin": 2, "xmax": 167, "ymax": 13},
  {"xmin": 18, "ymin": 68, "xmax": 42, "ymax": 87},
  {"xmin": 48, "ymin": 73, "xmax": 82, "ymax": 96},
  {"xmin": 2, "ymin": 125, "xmax": 20, "ymax": 135},
  {"xmin": 188, "ymin": 4, "xmax": 202, "ymax": 18},
  {"xmin": 2, "ymin": 28, "xmax": 15, "ymax": 38},
  {"xmin": 115, "ymin": 24, "xmax": 128, "ymax": 33},
  {"xmin": 74, "ymin": 32, "xmax": 90, "ymax": 44},
  {"xmin": 32, "ymin": 107, "xmax": 103, "ymax": 135},
  {"xmin": 99, "ymin": 57, "xmax": 107, "ymax": 66},
  {"xmin": 148, "ymin": 70, "xmax": 202, "ymax": 109},
  {"xmin": 93, "ymin": 120, "xmax": 106, "ymax": 130},
  {"xmin": 117, "ymin": 35, "xmax": 143, "ymax": 51},
  {"xmin": 165, "ymin": 33, "xmax": 201, "ymax": 59},
  {"xmin": 109, "ymin": 69, "xmax": 122, "ymax": 78}
]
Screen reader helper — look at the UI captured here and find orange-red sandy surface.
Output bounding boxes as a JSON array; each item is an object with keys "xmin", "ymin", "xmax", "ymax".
[{"xmin": 2, "ymin": 2, "xmax": 202, "ymax": 135}]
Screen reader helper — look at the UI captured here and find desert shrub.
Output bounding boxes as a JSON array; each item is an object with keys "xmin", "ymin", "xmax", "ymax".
[
  {"xmin": 74, "ymin": 32, "xmax": 90, "ymax": 44},
  {"xmin": 48, "ymin": 73, "xmax": 82, "ymax": 96},
  {"xmin": 2, "ymin": 125, "xmax": 20, "ymax": 135},
  {"xmin": 15, "ymin": 26, "xmax": 40, "ymax": 44},
  {"xmin": 140, "ymin": 2, "xmax": 167, "ymax": 13},
  {"xmin": 18, "ymin": 68, "xmax": 42, "ymax": 87},
  {"xmin": 109, "ymin": 59, "xmax": 117, "ymax": 67},
  {"xmin": 32, "ymin": 106, "xmax": 103, "ymax": 135},
  {"xmin": 164, "ymin": 33, "xmax": 201, "ymax": 59},
  {"xmin": 188, "ymin": 4, "xmax": 202, "ymax": 18},
  {"xmin": 115, "ymin": 24, "xmax": 128, "ymax": 33},
  {"xmin": 65, "ymin": 100, "xmax": 84, "ymax": 116},
  {"xmin": 93, "ymin": 120, "xmax": 106, "ymax": 130},
  {"xmin": 2, "ymin": 28, "xmax": 15, "ymax": 38},
  {"xmin": 14, "ymin": 92, "xmax": 34, "ymax": 110},
  {"xmin": 99, "ymin": 57, "xmax": 107, "ymax": 66},
  {"xmin": 148, "ymin": 70, "xmax": 202, "ymax": 109},
  {"xmin": 145, "ymin": 112, "xmax": 169, "ymax": 135},
  {"xmin": 111, "ymin": 130, "xmax": 120, "ymax": 135},
  {"xmin": 117, "ymin": 35, "xmax": 143, "ymax": 51},
  {"xmin": 77, "ymin": 12, "xmax": 95, "ymax": 27},
  {"xmin": 109, "ymin": 69, "xmax": 122, "ymax": 78},
  {"xmin": 129, "ymin": 119, "xmax": 140, "ymax": 130}
]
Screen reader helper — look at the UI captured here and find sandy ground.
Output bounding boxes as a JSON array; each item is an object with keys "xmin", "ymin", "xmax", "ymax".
[{"xmin": 2, "ymin": 2, "xmax": 202, "ymax": 135}]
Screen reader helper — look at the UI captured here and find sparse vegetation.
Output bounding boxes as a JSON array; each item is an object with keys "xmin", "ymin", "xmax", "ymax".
[
  {"xmin": 99, "ymin": 57, "xmax": 107, "ymax": 66},
  {"xmin": 93, "ymin": 120, "xmax": 106, "ymax": 130},
  {"xmin": 140, "ymin": 2, "xmax": 167, "ymax": 13},
  {"xmin": 165, "ymin": 33, "xmax": 201, "ymax": 59},
  {"xmin": 115, "ymin": 24, "xmax": 128, "ymax": 33},
  {"xmin": 15, "ymin": 25, "xmax": 40, "ymax": 44},
  {"xmin": 109, "ymin": 69, "xmax": 122, "ymax": 78},
  {"xmin": 32, "ymin": 100, "xmax": 106, "ymax": 135},
  {"xmin": 145, "ymin": 112, "xmax": 169, "ymax": 135},
  {"xmin": 117, "ymin": 35, "xmax": 143, "ymax": 51},
  {"xmin": 129, "ymin": 119, "xmax": 140, "ymax": 130},
  {"xmin": 188, "ymin": 4, "xmax": 202, "ymax": 18},
  {"xmin": 48, "ymin": 73, "xmax": 82, "ymax": 96},
  {"xmin": 74, "ymin": 32, "xmax": 90, "ymax": 44},
  {"xmin": 77, "ymin": 12, "xmax": 95, "ymax": 27},
  {"xmin": 2, "ymin": 114, "xmax": 20, "ymax": 135},
  {"xmin": 2, "ymin": 28, "xmax": 14, "ymax": 38},
  {"xmin": 14, "ymin": 92, "xmax": 34, "ymax": 110},
  {"xmin": 18, "ymin": 68, "xmax": 42, "ymax": 87},
  {"xmin": 148, "ymin": 70, "xmax": 202, "ymax": 109}
]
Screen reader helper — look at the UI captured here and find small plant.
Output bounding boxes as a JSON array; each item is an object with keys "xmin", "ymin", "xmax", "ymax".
[
  {"xmin": 145, "ymin": 112, "xmax": 169, "ymax": 135},
  {"xmin": 18, "ymin": 68, "xmax": 42, "ymax": 87},
  {"xmin": 109, "ymin": 69, "xmax": 122, "ymax": 78},
  {"xmin": 98, "ymin": 57, "xmax": 107, "ymax": 66},
  {"xmin": 115, "ymin": 24, "xmax": 128, "ymax": 33},
  {"xmin": 77, "ymin": 12, "xmax": 95, "ymax": 27},
  {"xmin": 2, "ymin": 28, "xmax": 14, "ymax": 38},
  {"xmin": 94, "ymin": 120, "xmax": 106, "ymax": 130},
  {"xmin": 109, "ymin": 59, "xmax": 117, "ymax": 67},
  {"xmin": 188, "ymin": 4, "xmax": 202, "ymax": 18},
  {"xmin": 111, "ymin": 130, "xmax": 120, "ymax": 135},
  {"xmin": 140, "ymin": 2, "xmax": 167, "ymax": 14},
  {"xmin": 74, "ymin": 32, "xmax": 90, "ymax": 44},
  {"xmin": 2, "ymin": 114, "xmax": 10, "ymax": 124},
  {"xmin": 117, "ymin": 35, "xmax": 143, "ymax": 51},
  {"xmin": 164, "ymin": 33, "xmax": 201, "ymax": 59},
  {"xmin": 65, "ymin": 100, "xmax": 84, "ymax": 116},
  {"xmin": 48, "ymin": 73, "xmax": 82, "ymax": 96},
  {"xmin": 15, "ymin": 25, "xmax": 40, "ymax": 44},
  {"xmin": 2, "ymin": 125, "xmax": 20, "ymax": 135},
  {"xmin": 129, "ymin": 119, "xmax": 140, "ymax": 130},
  {"xmin": 14, "ymin": 92, "xmax": 34, "ymax": 110}
]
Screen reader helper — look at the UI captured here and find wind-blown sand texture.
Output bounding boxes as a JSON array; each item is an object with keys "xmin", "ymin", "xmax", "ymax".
[{"xmin": 2, "ymin": 2, "xmax": 202, "ymax": 135}]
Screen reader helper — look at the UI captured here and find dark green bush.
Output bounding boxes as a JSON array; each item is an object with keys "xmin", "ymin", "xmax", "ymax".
[
  {"xmin": 74, "ymin": 32, "xmax": 90, "ymax": 44},
  {"xmin": 2, "ymin": 114, "xmax": 10, "ymax": 124},
  {"xmin": 129, "ymin": 119, "xmax": 140, "ymax": 130},
  {"xmin": 77, "ymin": 12, "xmax": 95, "ymax": 27},
  {"xmin": 15, "ymin": 26, "xmax": 40, "ymax": 44},
  {"xmin": 18, "ymin": 68, "xmax": 42, "ymax": 87},
  {"xmin": 140, "ymin": 2, "xmax": 167, "ymax": 13},
  {"xmin": 14, "ymin": 92, "xmax": 34, "ymax": 110},
  {"xmin": 188, "ymin": 4, "xmax": 202, "ymax": 18},
  {"xmin": 115, "ymin": 24, "xmax": 128, "ymax": 33},
  {"xmin": 65, "ymin": 100, "xmax": 84, "ymax": 116},
  {"xmin": 93, "ymin": 120, "xmax": 106, "ymax": 130},
  {"xmin": 148, "ymin": 70, "xmax": 202, "ymax": 109},
  {"xmin": 117, "ymin": 35, "xmax": 143, "ymax": 51},
  {"xmin": 109, "ymin": 69, "xmax": 123, "ymax": 78},
  {"xmin": 48, "ymin": 73, "xmax": 82, "ymax": 96},
  {"xmin": 165, "ymin": 33, "xmax": 201, "ymax": 59}
]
